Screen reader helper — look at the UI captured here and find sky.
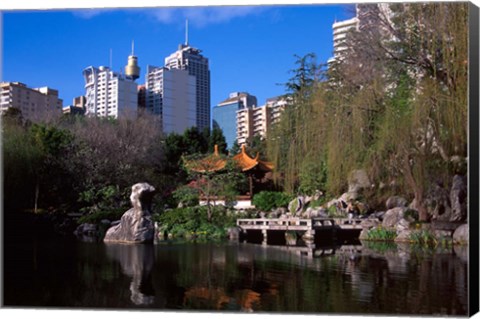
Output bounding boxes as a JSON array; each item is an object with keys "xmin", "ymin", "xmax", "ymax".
[{"xmin": 1, "ymin": 2, "xmax": 355, "ymax": 109}]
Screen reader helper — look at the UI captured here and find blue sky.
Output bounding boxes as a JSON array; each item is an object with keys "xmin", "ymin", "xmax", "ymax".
[{"xmin": 1, "ymin": 4, "xmax": 355, "ymax": 108}]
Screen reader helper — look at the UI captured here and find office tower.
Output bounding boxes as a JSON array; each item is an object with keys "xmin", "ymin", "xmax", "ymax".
[
  {"xmin": 212, "ymin": 92, "xmax": 257, "ymax": 149},
  {"xmin": 0, "ymin": 81, "xmax": 63, "ymax": 121},
  {"xmin": 164, "ymin": 42, "xmax": 210, "ymax": 131},
  {"xmin": 145, "ymin": 65, "xmax": 196, "ymax": 134}
]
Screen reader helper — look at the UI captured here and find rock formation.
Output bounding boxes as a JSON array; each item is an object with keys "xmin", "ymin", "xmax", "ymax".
[{"xmin": 104, "ymin": 183, "xmax": 156, "ymax": 244}]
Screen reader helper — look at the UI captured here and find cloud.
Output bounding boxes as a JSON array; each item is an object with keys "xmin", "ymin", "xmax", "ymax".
[
  {"xmin": 70, "ymin": 5, "xmax": 269, "ymax": 26},
  {"xmin": 71, "ymin": 8, "xmax": 112, "ymax": 19},
  {"xmin": 149, "ymin": 6, "xmax": 267, "ymax": 27}
]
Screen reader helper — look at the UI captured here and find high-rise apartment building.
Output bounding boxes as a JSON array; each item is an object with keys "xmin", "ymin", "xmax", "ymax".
[
  {"xmin": 328, "ymin": 4, "xmax": 394, "ymax": 65},
  {"xmin": 0, "ymin": 82, "xmax": 63, "ymax": 121},
  {"xmin": 164, "ymin": 43, "xmax": 210, "ymax": 131},
  {"xmin": 83, "ymin": 66, "xmax": 138, "ymax": 119},
  {"xmin": 328, "ymin": 17, "xmax": 359, "ymax": 64},
  {"xmin": 236, "ymin": 96, "xmax": 288, "ymax": 146},
  {"xmin": 83, "ymin": 50, "xmax": 140, "ymax": 119},
  {"xmin": 145, "ymin": 65, "xmax": 196, "ymax": 134},
  {"xmin": 212, "ymin": 92, "xmax": 257, "ymax": 149}
]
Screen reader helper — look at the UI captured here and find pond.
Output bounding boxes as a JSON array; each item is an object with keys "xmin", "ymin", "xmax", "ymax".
[{"xmin": 3, "ymin": 230, "xmax": 469, "ymax": 316}]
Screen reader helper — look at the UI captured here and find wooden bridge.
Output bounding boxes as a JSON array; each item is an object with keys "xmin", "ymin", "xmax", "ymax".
[{"xmin": 236, "ymin": 217, "xmax": 369, "ymax": 246}]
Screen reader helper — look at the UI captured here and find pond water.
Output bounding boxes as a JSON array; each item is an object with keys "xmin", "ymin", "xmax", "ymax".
[{"xmin": 3, "ymin": 231, "xmax": 469, "ymax": 316}]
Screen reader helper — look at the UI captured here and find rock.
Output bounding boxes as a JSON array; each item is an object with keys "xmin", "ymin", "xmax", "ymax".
[
  {"xmin": 434, "ymin": 230, "xmax": 452, "ymax": 240},
  {"xmin": 394, "ymin": 230, "xmax": 412, "ymax": 243},
  {"xmin": 267, "ymin": 211, "xmax": 281, "ymax": 218},
  {"xmin": 288, "ymin": 196, "xmax": 305, "ymax": 216},
  {"xmin": 426, "ymin": 182, "xmax": 451, "ymax": 221},
  {"xmin": 372, "ymin": 211, "xmax": 386, "ymax": 220},
  {"xmin": 227, "ymin": 227, "xmax": 242, "ymax": 240},
  {"xmin": 450, "ymin": 175, "xmax": 467, "ymax": 222},
  {"xmin": 386, "ymin": 196, "xmax": 408, "ymax": 209},
  {"xmin": 104, "ymin": 183, "xmax": 156, "ymax": 244},
  {"xmin": 359, "ymin": 229, "xmax": 370, "ymax": 240},
  {"xmin": 360, "ymin": 219, "xmax": 380, "ymax": 229},
  {"xmin": 452, "ymin": 224, "xmax": 468, "ymax": 244},
  {"xmin": 382, "ymin": 207, "xmax": 407, "ymax": 228},
  {"xmin": 348, "ymin": 169, "xmax": 371, "ymax": 193},
  {"xmin": 396, "ymin": 218, "xmax": 411, "ymax": 234},
  {"xmin": 339, "ymin": 191, "xmax": 360, "ymax": 203},
  {"xmin": 303, "ymin": 207, "xmax": 314, "ymax": 218},
  {"xmin": 74, "ymin": 223, "xmax": 98, "ymax": 236},
  {"xmin": 273, "ymin": 207, "xmax": 287, "ymax": 216}
]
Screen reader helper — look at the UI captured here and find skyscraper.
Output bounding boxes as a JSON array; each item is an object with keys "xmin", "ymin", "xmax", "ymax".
[
  {"xmin": 164, "ymin": 43, "xmax": 211, "ymax": 131},
  {"xmin": 145, "ymin": 65, "xmax": 196, "ymax": 134},
  {"xmin": 212, "ymin": 92, "xmax": 257, "ymax": 149}
]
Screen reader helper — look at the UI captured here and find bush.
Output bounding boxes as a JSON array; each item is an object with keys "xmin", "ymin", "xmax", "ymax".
[
  {"xmin": 365, "ymin": 227, "xmax": 397, "ymax": 241},
  {"xmin": 252, "ymin": 191, "xmax": 292, "ymax": 212},
  {"xmin": 77, "ymin": 208, "xmax": 125, "ymax": 224},
  {"xmin": 173, "ymin": 185, "xmax": 199, "ymax": 207},
  {"xmin": 409, "ymin": 230, "xmax": 437, "ymax": 246},
  {"xmin": 153, "ymin": 205, "xmax": 235, "ymax": 239}
]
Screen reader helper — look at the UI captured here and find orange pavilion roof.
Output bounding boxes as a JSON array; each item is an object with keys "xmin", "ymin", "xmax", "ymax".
[{"xmin": 186, "ymin": 144, "xmax": 274, "ymax": 173}]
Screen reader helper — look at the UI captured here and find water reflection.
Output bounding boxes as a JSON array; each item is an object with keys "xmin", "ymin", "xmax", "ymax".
[
  {"xmin": 105, "ymin": 244, "xmax": 156, "ymax": 305},
  {"xmin": 3, "ymin": 236, "xmax": 469, "ymax": 315}
]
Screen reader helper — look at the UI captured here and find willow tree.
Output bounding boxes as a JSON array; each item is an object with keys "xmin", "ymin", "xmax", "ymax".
[
  {"xmin": 337, "ymin": 3, "xmax": 469, "ymax": 220},
  {"xmin": 266, "ymin": 53, "xmax": 323, "ymax": 194}
]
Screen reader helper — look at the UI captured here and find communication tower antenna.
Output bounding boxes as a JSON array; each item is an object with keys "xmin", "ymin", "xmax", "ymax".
[
  {"xmin": 109, "ymin": 48, "xmax": 112, "ymax": 69},
  {"xmin": 131, "ymin": 39, "xmax": 135, "ymax": 55},
  {"xmin": 185, "ymin": 19, "xmax": 189, "ymax": 46}
]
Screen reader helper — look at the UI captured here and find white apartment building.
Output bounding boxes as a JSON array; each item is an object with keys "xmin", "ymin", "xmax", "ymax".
[
  {"xmin": 266, "ymin": 96, "xmax": 288, "ymax": 126},
  {"xmin": 0, "ymin": 82, "xmax": 63, "ymax": 121},
  {"xmin": 165, "ymin": 44, "xmax": 210, "ymax": 131},
  {"xmin": 145, "ymin": 65, "xmax": 196, "ymax": 134},
  {"xmin": 82, "ymin": 66, "xmax": 138, "ymax": 119},
  {"xmin": 328, "ymin": 4, "xmax": 394, "ymax": 65},
  {"xmin": 236, "ymin": 96, "xmax": 288, "ymax": 146},
  {"xmin": 328, "ymin": 17, "xmax": 359, "ymax": 65}
]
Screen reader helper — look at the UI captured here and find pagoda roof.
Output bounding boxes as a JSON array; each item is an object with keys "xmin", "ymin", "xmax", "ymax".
[{"xmin": 185, "ymin": 144, "xmax": 274, "ymax": 173}]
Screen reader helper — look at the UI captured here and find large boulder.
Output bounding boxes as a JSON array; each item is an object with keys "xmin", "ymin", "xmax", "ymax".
[
  {"xmin": 450, "ymin": 175, "xmax": 467, "ymax": 222},
  {"xmin": 382, "ymin": 207, "xmax": 407, "ymax": 228},
  {"xmin": 104, "ymin": 183, "xmax": 156, "ymax": 244},
  {"xmin": 452, "ymin": 224, "xmax": 468, "ymax": 245},
  {"xmin": 386, "ymin": 196, "xmax": 408, "ymax": 210},
  {"xmin": 348, "ymin": 169, "xmax": 371, "ymax": 193}
]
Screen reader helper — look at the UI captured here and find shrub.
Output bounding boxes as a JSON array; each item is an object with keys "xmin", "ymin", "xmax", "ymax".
[
  {"xmin": 153, "ymin": 205, "xmax": 235, "ymax": 239},
  {"xmin": 173, "ymin": 185, "xmax": 199, "ymax": 207},
  {"xmin": 365, "ymin": 227, "xmax": 397, "ymax": 241},
  {"xmin": 77, "ymin": 208, "xmax": 125, "ymax": 224},
  {"xmin": 252, "ymin": 191, "xmax": 292, "ymax": 212},
  {"xmin": 409, "ymin": 230, "xmax": 438, "ymax": 246}
]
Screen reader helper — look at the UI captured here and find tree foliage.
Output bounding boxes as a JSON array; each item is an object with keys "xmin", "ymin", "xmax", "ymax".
[{"xmin": 266, "ymin": 3, "xmax": 468, "ymax": 221}]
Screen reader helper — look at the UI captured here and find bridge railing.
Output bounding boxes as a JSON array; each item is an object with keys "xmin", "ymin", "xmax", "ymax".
[
  {"xmin": 237, "ymin": 217, "xmax": 370, "ymax": 229},
  {"xmin": 237, "ymin": 218, "xmax": 337, "ymax": 228}
]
